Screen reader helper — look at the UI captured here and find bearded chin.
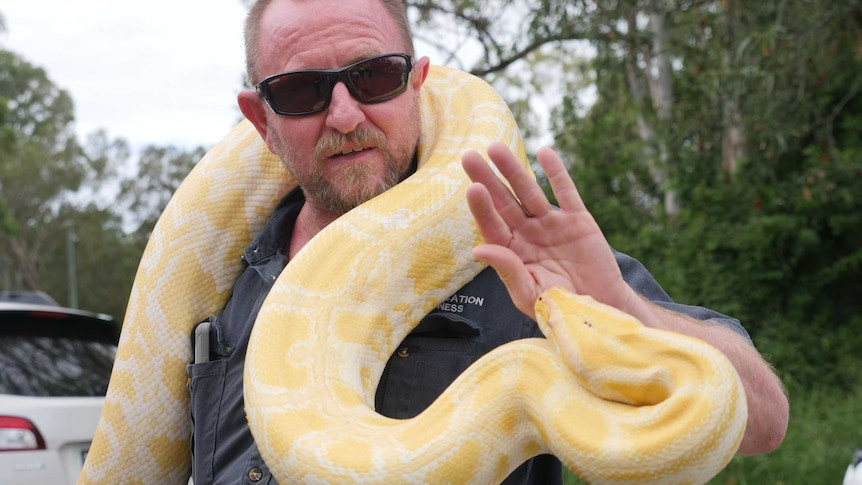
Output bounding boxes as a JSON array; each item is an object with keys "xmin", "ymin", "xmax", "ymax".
[
  {"xmin": 272, "ymin": 132, "xmax": 411, "ymax": 215},
  {"xmin": 311, "ymin": 161, "xmax": 405, "ymax": 215}
]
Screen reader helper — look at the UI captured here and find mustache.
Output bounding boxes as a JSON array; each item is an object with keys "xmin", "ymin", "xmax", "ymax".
[{"xmin": 313, "ymin": 126, "xmax": 387, "ymax": 160}]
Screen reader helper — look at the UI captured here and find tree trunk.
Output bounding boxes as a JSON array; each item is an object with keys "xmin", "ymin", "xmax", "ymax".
[
  {"xmin": 722, "ymin": 95, "xmax": 747, "ymax": 178},
  {"xmin": 720, "ymin": 2, "xmax": 748, "ymax": 179},
  {"xmin": 624, "ymin": 6, "xmax": 679, "ymax": 217},
  {"xmin": 6, "ymin": 238, "xmax": 41, "ymax": 291},
  {"xmin": 646, "ymin": 7, "xmax": 678, "ymax": 216}
]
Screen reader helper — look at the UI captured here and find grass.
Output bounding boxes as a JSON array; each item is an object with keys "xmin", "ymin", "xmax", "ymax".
[{"xmin": 562, "ymin": 381, "xmax": 862, "ymax": 485}]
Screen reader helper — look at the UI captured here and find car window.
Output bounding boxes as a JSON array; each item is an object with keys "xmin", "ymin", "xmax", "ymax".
[{"xmin": 0, "ymin": 314, "xmax": 118, "ymax": 397}]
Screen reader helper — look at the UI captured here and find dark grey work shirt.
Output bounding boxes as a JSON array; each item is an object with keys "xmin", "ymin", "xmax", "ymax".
[{"xmin": 187, "ymin": 189, "xmax": 751, "ymax": 485}]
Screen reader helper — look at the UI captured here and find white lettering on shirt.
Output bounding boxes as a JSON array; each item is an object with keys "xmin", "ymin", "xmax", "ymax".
[{"xmin": 436, "ymin": 293, "xmax": 484, "ymax": 313}]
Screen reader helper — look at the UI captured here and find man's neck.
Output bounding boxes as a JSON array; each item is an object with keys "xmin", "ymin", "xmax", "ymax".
[{"xmin": 287, "ymin": 202, "xmax": 341, "ymax": 260}]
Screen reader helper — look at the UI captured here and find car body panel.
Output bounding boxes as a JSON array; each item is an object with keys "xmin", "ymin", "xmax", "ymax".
[
  {"xmin": 0, "ymin": 395, "xmax": 104, "ymax": 485},
  {"xmin": 0, "ymin": 300, "xmax": 118, "ymax": 485}
]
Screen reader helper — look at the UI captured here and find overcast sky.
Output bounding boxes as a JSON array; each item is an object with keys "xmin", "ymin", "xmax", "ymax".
[
  {"xmin": 2, "ymin": 1, "xmax": 249, "ymax": 151},
  {"xmin": 2, "ymin": 2, "xmax": 560, "ymax": 156}
]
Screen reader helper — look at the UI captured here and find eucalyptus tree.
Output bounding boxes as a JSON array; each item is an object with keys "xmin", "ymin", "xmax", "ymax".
[
  {"xmin": 118, "ymin": 144, "xmax": 205, "ymax": 238},
  {"xmin": 0, "ymin": 49, "xmax": 93, "ymax": 290}
]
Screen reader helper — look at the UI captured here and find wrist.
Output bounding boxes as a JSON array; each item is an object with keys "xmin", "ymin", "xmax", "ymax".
[{"xmin": 618, "ymin": 288, "xmax": 667, "ymax": 330}]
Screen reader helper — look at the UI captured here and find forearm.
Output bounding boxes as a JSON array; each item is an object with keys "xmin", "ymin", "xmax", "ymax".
[{"xmin": 624, "ymin": 292, "xmax": 789, "ymax": 455}]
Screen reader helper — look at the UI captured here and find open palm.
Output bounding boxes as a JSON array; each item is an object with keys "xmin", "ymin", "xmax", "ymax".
[{"xmin": 462, "ymin": 142, "xmax": 638, "ymax": 320}]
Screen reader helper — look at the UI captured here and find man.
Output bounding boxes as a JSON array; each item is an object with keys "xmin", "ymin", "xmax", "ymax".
[{"xmin": 187, "ymin": 0, "xmax": 789, "ymax": 483}]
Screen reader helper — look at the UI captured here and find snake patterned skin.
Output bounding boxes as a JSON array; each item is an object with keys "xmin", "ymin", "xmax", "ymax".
[{"xmin": 79, "ymin": 65, "xmax": 746, "ymax": 485}]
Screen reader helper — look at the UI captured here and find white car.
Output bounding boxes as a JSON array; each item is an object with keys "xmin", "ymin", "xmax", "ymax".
[
  {"xmin": 846, "ymin": 449, "xmax": 862, "ymax": 485},
  {"xmin": 0, "ymin": 299, "xmax": 118, "ymax": 485}
]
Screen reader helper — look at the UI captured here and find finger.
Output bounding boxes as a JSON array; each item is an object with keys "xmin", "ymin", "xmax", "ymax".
[
  {"xmin": 462, "ymin": 149, "xmax": 531, "ymax": 226},
  {"xmin": 536, "ymin": 146, "xmax": 584, "ymax": 213},
  {"xmin": 465, "ymin": 179, "xmax": 537, "ymax": 317},
  {"xmin": 486, "ymin": 142, "xmax": 552, "ymax": 219},
  {"xmin": 471, "ymin": 243, "xmax": 537, "ymax": 320},
  {"xmin": 466, "ymin": 182, "xmax": 512, "ymax": 248}
]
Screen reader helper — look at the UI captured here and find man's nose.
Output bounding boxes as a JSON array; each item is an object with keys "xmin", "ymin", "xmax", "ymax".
[{"xmin": 325, "ymin": 82, "xmax": 366, "ymax": 134}]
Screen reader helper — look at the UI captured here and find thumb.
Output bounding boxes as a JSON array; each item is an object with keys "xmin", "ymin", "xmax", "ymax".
[{"xmin": 472, "ymin": 244, "xmax": 538, "ymax": 320}]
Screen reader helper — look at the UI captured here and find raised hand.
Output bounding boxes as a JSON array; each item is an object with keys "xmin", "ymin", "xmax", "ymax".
[{"xmin": 461, "ymin": 142, "xmax": 639, "ymax": 320}]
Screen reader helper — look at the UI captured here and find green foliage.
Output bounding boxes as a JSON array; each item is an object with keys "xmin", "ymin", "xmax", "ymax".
[
  {"xmin": 0, "ymin": 49, "xmax": 87, "ymax": 290},
  {"xmin": 119, "ymin": 144, "xmax": 205, "ymax": 237},
  {"xmin": 709, "ymin": 382, "xmax": 862, "ymax": 484},
  {"xmin": 37, "ymin": 205, "xmax": 145, "ymax": 320},
  {"xmin": 554, "ymin": 0, "xmax": 862, "ymax": 392},
  {"xmin": 0, "ymin": 47, "xmax": 202, "ymax": 320},
  {"xmin": 412, "ymin": 2, "xmax": 861, "ymax": 473},
  {"xmin": 555, "ymin": 49, "xmax": 663, "ymax": 237},
  {"xmin": 0, "ymin": 96, "xmax": 18, "ymax": 235}
]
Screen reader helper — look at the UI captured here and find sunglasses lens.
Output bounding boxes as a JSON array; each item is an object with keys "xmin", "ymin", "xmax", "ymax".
[
  {"xmin": 261, "ymin": 54, "xmax": 411, "ymax": 115},
  {"xmin": 266, "ymin": 71, "xmax": 332, "ymax": 114},
  {"xmin": 348, "ymin": 56, "xmax": 409, "ymax": 101}
]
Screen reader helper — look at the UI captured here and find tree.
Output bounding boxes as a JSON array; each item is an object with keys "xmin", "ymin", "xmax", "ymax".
[
  {"xmin": 118, "ymin": 144, "xmax": 205, "ymax": 237},
  {"xmin": 36, "ymin": 204, "xmax": 144, "ymax": 320},
  {"xmin": 0, "ymin": 43, "xmax": 207, "ymax": 318},
  {"xmin": 1, "ymin": 15, "xmax": 18, "ymax": 262},
  {"xmin": 408, "ymin": 0, "xmax": 598, "ymax": 149},
  {"xmin": 408, "ymin": 1, "xmax": 693, "ymax": 213},
  {"xmin": 557, "ymin": 1, "xmax": 862, "ymax": 390},
  {"xmin": 410, "ymin": 0, "xmax": 862, "ymax": 391},
  {"xmin": 0, "ymin": 49, "xmax": 93, "ymax": 290},
  {"xmin": 0, "ymin": 92, "xmax": 17, "ymax": 236}
]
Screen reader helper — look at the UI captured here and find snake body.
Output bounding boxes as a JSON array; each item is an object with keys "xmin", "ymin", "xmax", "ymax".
[{"xmin": 79, "ymin": 66, "xmax": 746, "ymax": 485}]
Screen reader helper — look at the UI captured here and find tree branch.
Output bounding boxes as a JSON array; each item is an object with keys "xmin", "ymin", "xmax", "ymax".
[{"xmin": 469, "ymin": 34, "xmax": 582, "ymax": 77}]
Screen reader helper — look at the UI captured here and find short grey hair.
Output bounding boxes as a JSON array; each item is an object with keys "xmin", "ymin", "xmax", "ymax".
[{"xmin": 244, "ymin": 0, "xmax": 415, "ymax": 85}]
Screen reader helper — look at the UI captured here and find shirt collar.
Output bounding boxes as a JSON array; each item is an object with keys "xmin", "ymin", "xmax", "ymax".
[{"xmin": 242, "ymin": 188, "xmax": 305, "ymax": 265}]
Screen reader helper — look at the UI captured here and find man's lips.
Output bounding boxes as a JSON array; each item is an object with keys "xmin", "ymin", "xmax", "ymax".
[
  {"xmin": 335, "ymin": 146, "xmax": 371, "ymax": 155},
  {"xmin": 329, "ymin": 146, "xmax": 376, "ymax": 161}
]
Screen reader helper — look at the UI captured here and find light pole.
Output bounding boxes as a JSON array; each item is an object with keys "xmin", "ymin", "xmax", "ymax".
[
  {"xmin": 0, "ymin": 254, "xmax": 8, "ymax": 291},
  {"xmin": 67, "ymin": 223, "xmax": 78, "ymax": 308}
]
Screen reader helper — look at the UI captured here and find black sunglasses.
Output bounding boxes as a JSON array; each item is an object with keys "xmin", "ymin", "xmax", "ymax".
[{"xmin": 255, "ymin": 53, "xmax": 414, "ymax": 116}]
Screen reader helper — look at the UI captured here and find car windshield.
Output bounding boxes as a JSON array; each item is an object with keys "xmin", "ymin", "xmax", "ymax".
[{"xmin": 0, "ymin": 312, "xmax": 118, "ymax": 397}]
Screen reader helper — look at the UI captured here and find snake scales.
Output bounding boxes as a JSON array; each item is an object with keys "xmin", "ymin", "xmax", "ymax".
[{"xmin": 79, "ymin": 65, "xmax": 746, "ymax": 485}]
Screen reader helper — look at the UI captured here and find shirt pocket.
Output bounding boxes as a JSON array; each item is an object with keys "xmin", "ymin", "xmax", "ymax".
[
  {"xmin": 375, "ymin": 312, "xmax": 480, "ymax": 419},
  {"xmin": 187, "ymin": 358, "xmax": 227, "ymax": 485}
]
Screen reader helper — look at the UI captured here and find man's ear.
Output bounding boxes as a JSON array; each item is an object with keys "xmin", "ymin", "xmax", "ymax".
[
  {"xmin": 238, "ymin": 90, "xmax": 271, "ymax": 144},
  {"xmin": 411, "ymin": 56, "xmax": 431, "ymax": 91}
]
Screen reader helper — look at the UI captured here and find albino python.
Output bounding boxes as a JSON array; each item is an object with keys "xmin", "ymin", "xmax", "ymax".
[{"xmin": 79, "ymin": 65, "xmax": 746, "ymax": 484}]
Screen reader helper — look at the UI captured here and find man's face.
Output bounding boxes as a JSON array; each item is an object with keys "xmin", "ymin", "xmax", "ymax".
[{"xmin": 247, "ymin": 0, "xmax": 429, "ymax": 216}]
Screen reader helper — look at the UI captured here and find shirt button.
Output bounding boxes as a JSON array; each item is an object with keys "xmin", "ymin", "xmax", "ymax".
[
  {"xmin": 397, "ymin": 347, "xmax": 409, "ymax": 358},
  {"xmin": 248, "ymin": 467, "xmax": 263, "ymax": 482}
]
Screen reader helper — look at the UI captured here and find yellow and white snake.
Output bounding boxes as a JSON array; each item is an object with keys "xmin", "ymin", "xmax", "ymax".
[{"xmin": 79, "ymin": 65, "xmax": 746, "ymax": 485}]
